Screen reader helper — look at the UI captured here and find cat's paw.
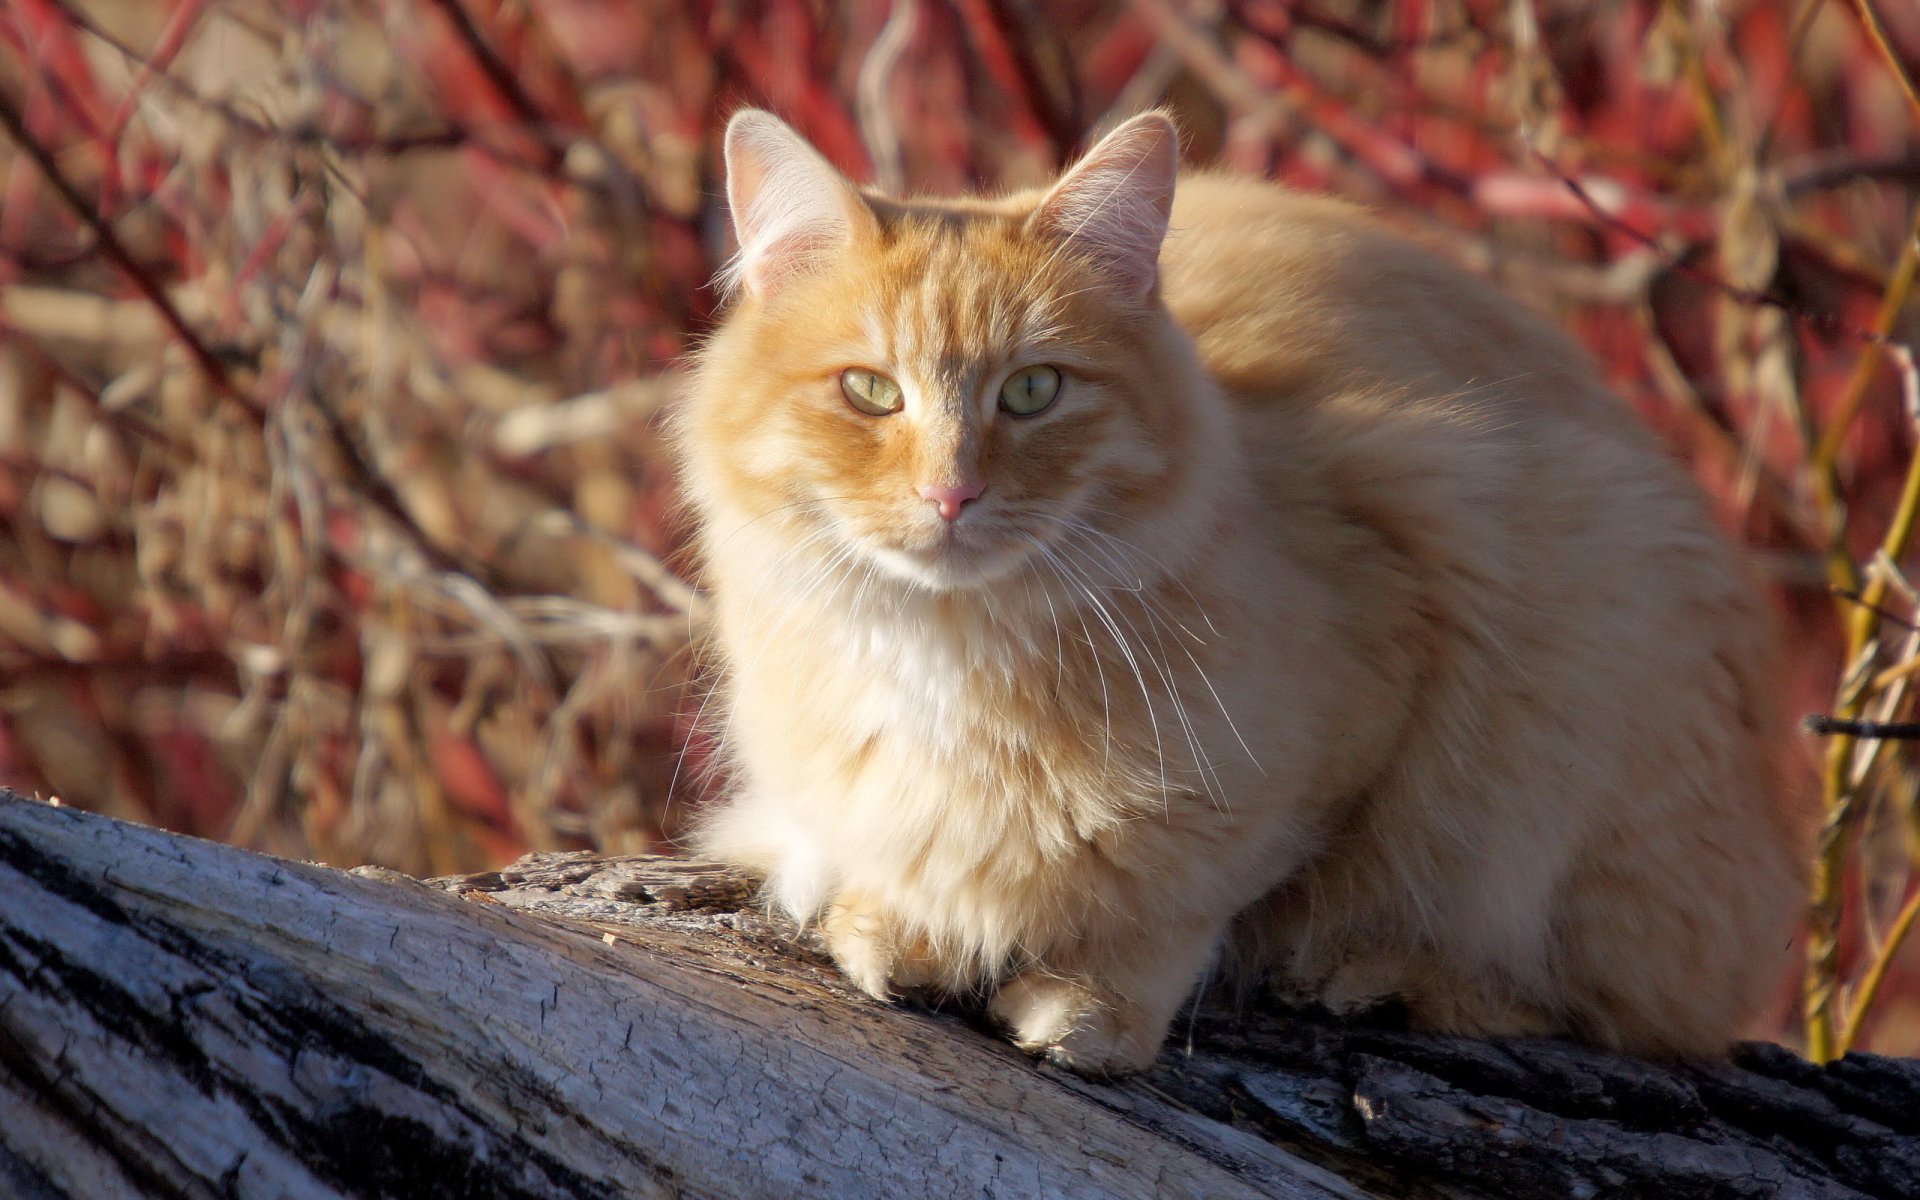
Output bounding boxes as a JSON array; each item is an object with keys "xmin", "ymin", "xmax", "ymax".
[
  {"xmin": 821, "ymin": 892, "xmax": 938, "ymax": 1000},
  {"xmin": 988, "ymin": 971, "xmax": 1162, "ymax": 1076}
]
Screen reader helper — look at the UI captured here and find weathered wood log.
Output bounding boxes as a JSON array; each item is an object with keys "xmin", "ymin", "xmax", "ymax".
[{"xmin": 1, "ymin": 789, "xmax": 1916, "ymax": 1200}]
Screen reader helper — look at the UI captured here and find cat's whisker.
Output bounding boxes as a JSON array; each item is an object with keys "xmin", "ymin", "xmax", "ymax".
[
  {"xmin": 750, "ymin": 542, "xmax": 869, "ymax": 692},
  {"xmin": 735, "ymin": 523, "xmax": 847, "ymax": 633},
  {"xmin": 665, "ymin": 661, "xmax": 727, "ymax": 823},
  {"xmin": 711, "ymin": 493, "xmax": 872, "ymax": 556},
  {"xmin": 1042, "ymin": 543, "xmax": 1175, "ymax": 812},
  {"xmin": 1058, "ymin": 508, "xmax": 1223, "ymax": 641},
  {"xmin": 1062, "ymin": 529, "xmax": 1147, "ymax": 593},
  {"xmin": 1021, "ymin": 553, "xmax": 1070, "ymax": 692},
  {"xmin": 1089, "ymin": 563, "xmax": 1236, "ymax": 806},
  {"xmin": 1029, "ymin": 539, "xmax": 1115, "ymax": 770},
  {"xmin": 767, "ymin": 546, "xmax": 850, "ymax": 716},
  {"xmin": 1163, "ymin": 629, "xmax": 1261, "ymax": 779},
  {"xmin": 1037, "ymin": 552, "xmax": 1116, "ymax": 767},
  {"xmin": 1040, "ymin": 517, "xmax": 1260, "ymax": 778},
  {"xmin": 1052, "ymin": 537, "xmax": 1230, "ymax": 815},
  {"xmin": 849, "ymin": 555, "xmax": 883, "ymax": 620},
  {"xmin": 1040, "ymin": 519, "xmax": 1205, "ymax": 671}
]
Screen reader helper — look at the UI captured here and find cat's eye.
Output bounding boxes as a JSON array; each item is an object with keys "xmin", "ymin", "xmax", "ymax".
[
  {"xmin": 999, "ymin": 365, "xmax": 1062, "ymax": 417},
  {"xmin": 840, "ymin": 368, "xmax": 904, "ymax": 416}
]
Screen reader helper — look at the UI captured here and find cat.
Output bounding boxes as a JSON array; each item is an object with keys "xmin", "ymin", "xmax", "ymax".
[{"xmin": 671, "ymin": 107, "xmax": 1809, "ymax": 1075}]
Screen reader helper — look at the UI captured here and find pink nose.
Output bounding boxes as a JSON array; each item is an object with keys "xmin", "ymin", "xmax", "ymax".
[{"xmin": 918, "ymin": 481, "xmax": 984, "ymax": 522}]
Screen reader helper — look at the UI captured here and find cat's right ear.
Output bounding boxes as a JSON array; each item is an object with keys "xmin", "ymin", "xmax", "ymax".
[
  {"xmin": 722, "ymin": 110, "xmax": 874, "ymax": 299},
  {"xmin": 1028, "ymin": 112, "xmax": 1179, "ymax": 299}
]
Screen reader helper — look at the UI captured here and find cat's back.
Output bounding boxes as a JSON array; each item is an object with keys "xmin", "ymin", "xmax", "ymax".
[
  {"xmin": 1163, "ymin": 172, "xmax": 1622, "ymax": 433},
  {"xmin": 1160, "ymin": 169, "xmax": 1699, "ymax": 609}
]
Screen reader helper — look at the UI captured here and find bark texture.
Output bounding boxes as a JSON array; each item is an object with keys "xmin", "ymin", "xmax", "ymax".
[{"xmin": 1, "ymin": 791, "xmax": 1915, "ymax": 1200}]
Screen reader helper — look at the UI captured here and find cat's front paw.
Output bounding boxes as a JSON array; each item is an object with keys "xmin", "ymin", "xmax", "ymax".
[
  {"xmin": 988, "ymin": 971, "xmax": 1163, "ymax": 1076},
  {"xmin": 821, "ymin": 891, "xmax": 939, "ymax": 1001}
]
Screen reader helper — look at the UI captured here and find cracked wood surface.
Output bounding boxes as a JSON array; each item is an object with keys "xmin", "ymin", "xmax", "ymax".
[{"xmin": 2, "ymin": 791, "xmax": 1917, "ymax": 1199}]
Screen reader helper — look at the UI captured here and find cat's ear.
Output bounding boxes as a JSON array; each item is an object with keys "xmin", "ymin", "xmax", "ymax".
[
  {"xmin": 722, "ymin": 109, "xmax": 874, "ymax": 299},
  {"xmin": 1029, "ymin": 112, "xmax": 1179, "ymax": 298}
]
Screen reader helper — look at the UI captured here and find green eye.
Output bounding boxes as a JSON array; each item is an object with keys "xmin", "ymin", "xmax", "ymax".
[
  {"xmin": 999, "ymin": 365, "xmax": 1061, "ymax": 416},
  {"xmin": 839, "ymin": 368, "xmax": 904, "ymax": 416}
]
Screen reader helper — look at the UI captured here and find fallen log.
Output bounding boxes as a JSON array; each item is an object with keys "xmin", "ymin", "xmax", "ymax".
[{"xmin": 0, "ymin": 790, "xmax": 1914, "ymax": 1200}]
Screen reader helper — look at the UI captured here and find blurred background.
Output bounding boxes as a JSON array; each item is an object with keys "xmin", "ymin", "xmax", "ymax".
[{"xmin": 0, "ymin": 0, "xmax": 1917, "ymax": 1054}]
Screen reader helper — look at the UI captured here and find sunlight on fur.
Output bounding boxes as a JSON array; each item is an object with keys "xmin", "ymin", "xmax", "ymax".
[{"xmin": 671, "ymin": 108, "xmax": 1810, "ymax": 1076}]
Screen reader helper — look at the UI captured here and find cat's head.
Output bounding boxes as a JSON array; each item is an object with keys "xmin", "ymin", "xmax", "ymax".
[{"xmin": 680, "ymin": 109, "xmax": 1221, "ymax": 596}]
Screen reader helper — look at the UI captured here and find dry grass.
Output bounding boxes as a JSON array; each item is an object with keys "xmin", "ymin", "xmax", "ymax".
[{"xmin": 0, "ymin": 0, "xmax": 1917, "ymax": 1053}]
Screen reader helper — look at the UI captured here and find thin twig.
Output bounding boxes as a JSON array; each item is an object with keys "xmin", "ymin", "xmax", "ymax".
[
  {"xmin": 1783, "ymin": 150, "xmax": 1920, "ymax": 195},
  {"xmin": 1839, "ymin": 885, "xmax": 1920, "ymax": 1052},
  {"xmin": 3, "ymin": 76, "xmax": 533, "ymax": 597},
  {"xmin": 1660, "ymin": 0, "xmax": 1728, "ymax": 170},
  {"xmin": 1847, "ymin": 0, "xmax": 1920, "ymax": 121},
  {"xmin": 1129, "ymin": 0, "xmax": 1293, "ymax": 131},
  {"xmin": 1805, "ymin": 323, "xmax": 1920, "ymax": 1059},
  {"xmin": 856, "ymin": 0, "xmax": 918, "ymax": 194},
  {"xmin": 1808, "ymin": 210, "xmax": 1920, "ymax": 582},
  {"xmin": 1831, "ymin": 585, "xmax": 1920, "ymax": 631},
  {"xmin": 975, "ymin": 0, "xmax": 1083, "ymax": 160},
  {"xmin": 0, "ymin": 84, "xmax": 253, "ymax": 415},
  {"xmin": 421, "ymin": 0, "xmax": 564, "ymax": 172},
  {"xmin": 1803, "ymin": 715, "xmax": 1920, "ymax": 739},
  {"xmin": 1229, "ymin": 0, "xmax": 1485, "ymax": 57},
  {"xmin": 1755, "ymin": 0, "xmax": 1833, "ymax": 164},
  {"xmin": 50, "ymin": 0, "xmax": 505, "ymax": 158},
  {"xmin": 1544, "ymin": 162, "xmax": 1898, "ymax": 349}
]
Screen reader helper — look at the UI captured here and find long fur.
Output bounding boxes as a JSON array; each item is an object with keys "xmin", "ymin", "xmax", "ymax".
[{"xmin": 670, "ymin": 110, "xmax": 1810, "ymax": 1074}]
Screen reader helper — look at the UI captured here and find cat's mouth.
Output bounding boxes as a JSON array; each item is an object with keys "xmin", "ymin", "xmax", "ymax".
[{"xmin": 864, "ymin": 515, "xmax": 1031, "ymax": 591}]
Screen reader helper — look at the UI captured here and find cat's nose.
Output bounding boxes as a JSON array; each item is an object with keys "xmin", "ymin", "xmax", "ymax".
[{"xmin": 918, "ymin": 481, "xmax": 984, "ymax": 522}]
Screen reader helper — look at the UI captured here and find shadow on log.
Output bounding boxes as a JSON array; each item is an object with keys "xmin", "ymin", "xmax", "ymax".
[{"xmin": 1, "ymin": 790, "xmax": 1915, "ymax": 1200}]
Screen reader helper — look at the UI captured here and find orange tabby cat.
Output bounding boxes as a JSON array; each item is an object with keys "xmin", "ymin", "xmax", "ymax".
[{"xmin": 673, "ymin": 108, "xmax": 1807, "ymax": 1074}]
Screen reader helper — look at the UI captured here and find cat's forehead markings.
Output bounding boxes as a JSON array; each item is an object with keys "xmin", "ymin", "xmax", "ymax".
[
  {"xmin": 858, "ymin": 305, "xmax": 894, "ymax": 364},
  {"xmin": 867, "ymin": 235, "xmax": 1053, "ymax": 376}
]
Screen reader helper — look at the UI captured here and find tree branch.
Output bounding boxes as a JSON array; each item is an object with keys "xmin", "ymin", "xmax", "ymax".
[{"xmin": 3, "ymin": 791, "xmax": 1915, "ymax": 1200}]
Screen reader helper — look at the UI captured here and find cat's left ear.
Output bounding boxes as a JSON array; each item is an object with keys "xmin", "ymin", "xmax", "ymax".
[
  {"xmin": 1029, "ymin": 112, "xmax": 1179, "ymax": 298},
  {"xmin": 722, "ymin": 109, "xmax": 876, "ymax": 299}
]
